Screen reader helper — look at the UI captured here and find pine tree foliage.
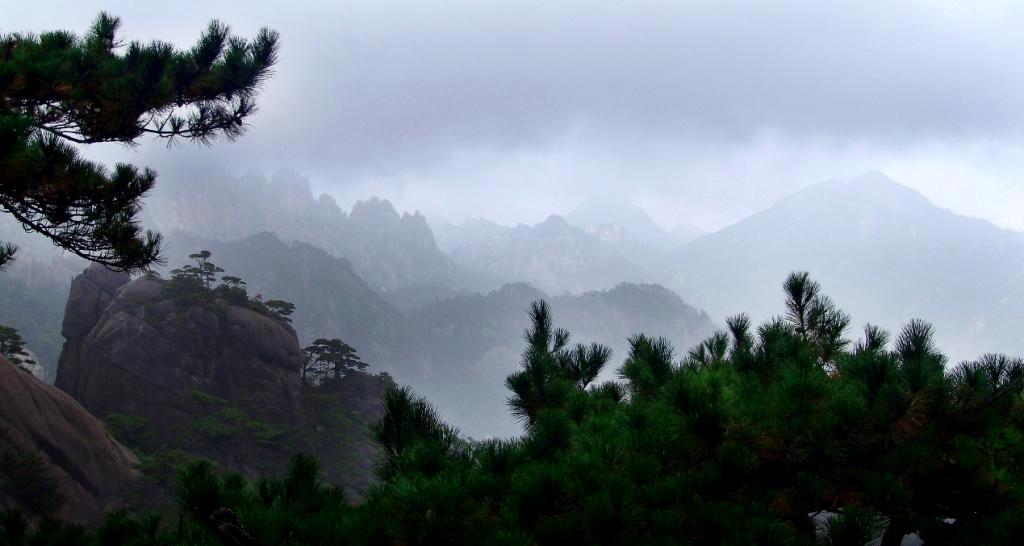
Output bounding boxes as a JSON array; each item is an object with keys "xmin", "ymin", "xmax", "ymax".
[
  {"xmin": 165, "ymin": 249, "xmax": 295, "ymax": 326},
  {"xmin": 6, "ymin": 273, "xmax": 1024, "ymax": 545},
  {"xmin": 0, "ymin": 13, "xmax": 278, "ymax": 271},
  {"xmin": 301, "ymin": 338, "xmax": 366, "ymax": 383},
  {"xmin": 263, "ymin": 300, "xmax": 295, "ymax": 322},
  {"xmin": 0, "ymin": 325, "xmax": 34, "ymax": 370}
]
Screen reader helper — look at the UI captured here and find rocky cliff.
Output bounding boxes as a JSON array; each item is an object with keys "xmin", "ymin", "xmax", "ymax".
[
  {"xmin": 55, "ymin": 264, "xmax": 386, "ymax": 491},
  {"xmin": 56, "ymin": 265, "xmax": 301, "ymax": 467},
  {"xmin": 0, "ymin": 357, "xmax": 139, "ymax": 524},
  {"xmin": 162, "ymin": 232, "xmax": 411, "ymax": 373}
]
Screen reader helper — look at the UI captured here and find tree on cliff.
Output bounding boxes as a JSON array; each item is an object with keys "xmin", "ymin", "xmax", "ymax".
[
  {"xmin": 217, "ymin": 275, "xmax": 248, "ymax": 301},
  {"xmin": 0, "ymin": 13, "xmax": 278, "ymax": 271},
  {"xmin": 0, "ymin": 325, "xmax": 35, "ymax": 370},
  {"xmin": 170, "ymin": 250, "xmax": 226, "ymax": 289},
  {"xmin": 302, "ymin": 338, "xmax": 366, "ymax": 383},
  {"xmin": 264, "ymin": 299, "xmax": 295, "ymax": 322},
  {"xmin": 188, "ymin": 250, "xmax": 224, "ymax": 288}
]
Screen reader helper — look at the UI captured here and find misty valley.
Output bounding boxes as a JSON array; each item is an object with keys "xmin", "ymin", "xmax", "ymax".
[{"xmin": 2, "ymin": 6, "xmax": 1024, "ymax": 546}]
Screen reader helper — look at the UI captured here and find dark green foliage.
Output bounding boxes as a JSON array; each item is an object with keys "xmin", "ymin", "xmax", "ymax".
[
  {"xmin": 0, "ymin": 325, "xmax": 34, "ymax": 370},
  {"xmin": 349, "ymin": 272, "xmax": 1023, "ymax": 545},
  {"xmin": 172, "ymin": 251, "xmax": 224, "ymax": 289},
  {"xmin": 0, "ymin": 510, "xmax": 86, "ymax": 546},
  {"xmin": 157, "ymin": 456, "xmax": 352, "ymax": 546},
  {"xmin": 176, "ymin": 460, "xmax": 222, "ymax": 522},
  {"xmin": 0, "ymin": 13, "xmax": 278, "ymax": 271},
  {"xmin": 263, "ymin": 299, "xmax": 294, "ymax": 322},
  {"xmin": 302, "ymin": 338, "xmax": 366, "ymax": 383},
  {"xmin": 818, "ymin": 509, "xmax": 887, "ymax": 546},
  {"xmin": 505, "ymin": 301, "xmax": 612, "ymax": 426},
  {"xmin": 10, "ymin": 272, "xmax": 1024, "ymax": 545},
  {"xmin": 186, "ymin": 390, "xmax": 286, "ymax": 447},
  {"xmin": 103, "ymin": 413, "xmax": 153, "ymax": 447},
  {"xmin": 0, "ymin": 451, "xmax": 63, "ymax": 519},
  {"xmin": 92, "ymin": 511, "xmax": 162, "ymax": 546},
  {"xmin": 164, "ymin": 249, "xmax": 292, "ymax": 323},
  {"xmin": 170, "ymin": 250, "xmax": 225, "ymax": 293},
  {"xmin": 370, "ymin": 386, "xmax": 468, "ymax": 481}
]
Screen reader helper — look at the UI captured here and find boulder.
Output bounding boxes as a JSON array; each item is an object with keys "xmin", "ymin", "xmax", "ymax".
[
  {"xmin": 0, "ymin": 357, "xmax": 139, "ymax": 524},
  {"xmin": 55, "ymin": 268, "xmax": 303, "ymax": 478}
]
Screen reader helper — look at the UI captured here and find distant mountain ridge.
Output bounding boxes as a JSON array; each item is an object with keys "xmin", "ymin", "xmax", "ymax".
[
  {"xmin": 448, "ymin": 215, "xmax": 670, "ymax": 294},
  {"xmin": 430, "ymin": 217, "xmax": 511, "ymax": 255},
  {"xmin": 434, "ymin": 199, "xmax": 696, "ymax": 296},
  {"xmin": 566, "ymin": 195, "xmax": 681, "ymax": 251},
  {"xmin": 144, "ymin": 169, "xmax": 456, "ymax": 293},
  {"xmin": 672, "ymin": 170, "xmax": 1024, "ymax": 362},
  {"xmin": 159, "ymin": 231, "xmax": 716, "ymax": 438},
  {"xmin": 406, "ymin": 281, "xmax": 716, "ymax": 437},
  {"xmin": 161, "ymin": 231, "xmax": 411, "ymax": 372}
]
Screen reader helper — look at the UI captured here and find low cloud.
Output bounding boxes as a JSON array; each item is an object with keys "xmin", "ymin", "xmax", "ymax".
[{"xmin": 8, "ymin": 0, "xmax": 1024, "ymax": 229}]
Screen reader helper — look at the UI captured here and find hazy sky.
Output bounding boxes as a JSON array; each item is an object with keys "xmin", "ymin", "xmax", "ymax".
[{"xmin": 6, "ymin": 1, "xmax": 1024, "ymax": 231}]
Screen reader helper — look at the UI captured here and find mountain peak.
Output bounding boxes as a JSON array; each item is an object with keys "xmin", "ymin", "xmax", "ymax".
[
  {"xmin": 775, "ymin": 171, "xmax": 935, "ymax": 216},
  {"xmin": 566, "ymin": 195, "xmax": 676, "ymax": 251},
  {"xmin": 843, "ymin": 170, "xmax": 928, "ymax": 200},
  {"xmin": 350, "ymin": 197, "xmax": 401, "ymax": 222},
  {"xmin": 850, "ymin": 169, "xmax": 892, "ymax": 184}
]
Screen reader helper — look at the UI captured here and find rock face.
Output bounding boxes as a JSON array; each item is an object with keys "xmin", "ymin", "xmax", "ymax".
[
  {"xmin": 53, "ymin": 264, "xmax": 130, "ymax": 392},
  {"xmin": 0, "ymin": 357, "xmax": 139, "ymax": 524},
  {"xmin": 56, "ymin": 264, "xmax": 303, "ymax": 477},
  {"xmin": 53, "ymin": 264, "xmax": 389, "ymax": 494},
  {"xmin": 162, "ymin": 232, "xmax": 411, "ymax": 375}
]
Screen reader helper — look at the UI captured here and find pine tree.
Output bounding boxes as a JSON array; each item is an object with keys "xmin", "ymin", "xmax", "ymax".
[
  {"xmin": 10, "ymin": 272, "xmax": 1024, "ymax": 545},
  {"xmin": 0, "ymin": 325, "xmax": 35, "ymax": 371},
  {"xmin": 0, "ymin": 13, "xmax": 278, "ymax": 271},
  {"xmin": 302, "ymin": 338, "xmax": 367, "ymax": 383},
  {"xmin": 188, "ymin": 251, "xmax": 224, "ymax": 288},
  {"xmin": 264, "ymin": 299, "xmax": 295, "ymax": 322}
]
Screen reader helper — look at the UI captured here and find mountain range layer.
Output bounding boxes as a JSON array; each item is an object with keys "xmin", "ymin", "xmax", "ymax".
[
  {"xmin": 673, "ymin": 171, "xmax": 1024, "ymax": 363},
  {"xmin": 1, "ymin": 169, "xmax": 1020, "ymax": 439}
]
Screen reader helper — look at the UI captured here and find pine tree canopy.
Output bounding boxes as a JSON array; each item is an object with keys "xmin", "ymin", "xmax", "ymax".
[
  {"xmin": 9, "ymin": 274, "xmax": 1024, "ymax": 545},
  {"xmin": 0, "ymin": 13, "xmax": 279, "ymax": 271},
  {"xmin": 0, "ymin": 324, "xmax": 35, "ymax": 370},
  {"xmin": 302, "ymin": 338, "xmax": 367, "ymax": 383}
]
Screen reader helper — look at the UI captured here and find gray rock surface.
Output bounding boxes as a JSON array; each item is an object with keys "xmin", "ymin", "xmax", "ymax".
[
  {"xmin": 0, "ymin": 357, "xmax": 139, "ymax": 524},
  {"xmin": 55, "ymin": 266, "xmax": 303, "ymax": 477}
]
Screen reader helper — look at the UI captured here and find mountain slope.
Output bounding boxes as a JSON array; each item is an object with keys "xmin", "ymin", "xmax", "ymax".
[
  {"xmin": 144, "ymin": 169, "xmax": 455, "ymax": 293},
  {"xmin": 566, "ymin": 196, "xmax": 678, "ymax": 251},
  {"xmin": 162, "ymin": 231, "xmax": 411, "ymax": 370},
  {"xmin": 0, "ymin": 358, "xmax": 140, "ymax": 524},
  {"xmin": 162, "ymin": 231, "xmax": 716, "ymax": 439},
  {"xmin": 673, "ymin": 170, "xmax": 1024, "ymax": 362},
  {"xmin": 450, "ymin": 215, "xmax": 665, "ymax": 294},
  {"xmin": 670, "ymin": 222, "xmax": 705, "ymax": 244},
  {"xmin": 54, "ymin": 264, "xmax": 391, "ymax": 494},
  {"xmin": 407, "ymin": 282, "xmax": 717, "ymax": 438},
  {"xmin": 430, "ymin": 217, "xmax": 511, "ymax": 255}
]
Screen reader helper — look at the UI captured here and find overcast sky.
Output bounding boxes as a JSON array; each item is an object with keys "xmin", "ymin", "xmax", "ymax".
[{"xmin": 6, "ymin": 0, "xmax": 1024, "ymax": 231}]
